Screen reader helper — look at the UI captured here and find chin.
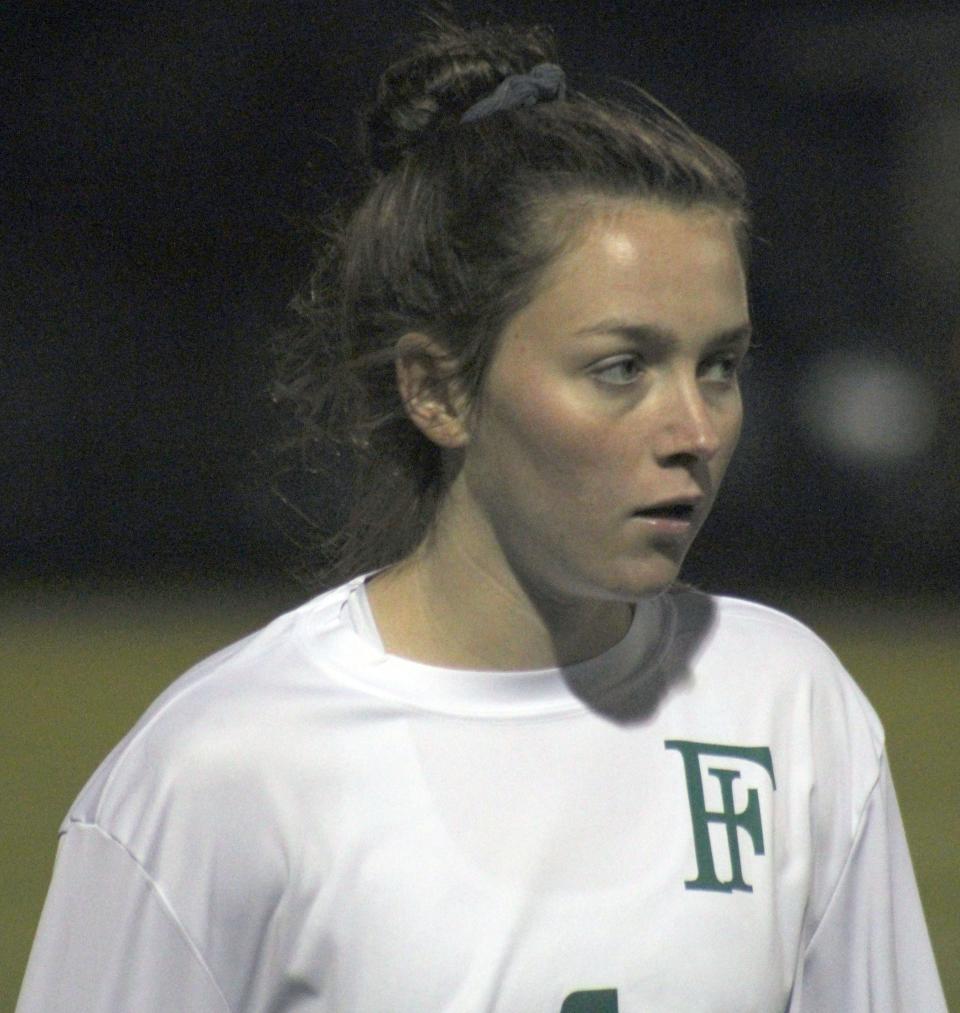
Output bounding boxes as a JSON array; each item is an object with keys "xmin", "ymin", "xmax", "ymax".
[{"xmin": 588, "ymin": 556, "xmax": 685, "ymax": 602}]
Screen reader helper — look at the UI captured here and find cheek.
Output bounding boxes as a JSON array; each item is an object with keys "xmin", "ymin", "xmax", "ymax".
[
  {"xmin": 478, "ymin": 377, "xmax": 632, "ymax": 505},
  {"xmin": 720, "ymin": 396, "xmax": 744, "ymax": 458},
  {"xmin": 472, "ymin": 338, "xmax": 672, "ymax": 511},
  {"xmin": 510, "ymin": 399, "xmax": 599, "ymax": 471}
]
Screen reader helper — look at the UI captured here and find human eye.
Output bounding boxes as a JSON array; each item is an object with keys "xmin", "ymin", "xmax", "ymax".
[
  {"xmin": 590, "ymin": 353, "xmax": 644, "ymax": 386},
  {"xmin": 701, "ymin": 348, "xmax": 748, "ymax": 385}
]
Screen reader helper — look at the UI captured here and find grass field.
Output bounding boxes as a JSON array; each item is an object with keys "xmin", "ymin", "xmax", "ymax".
[{"xmin": 2, "ymin": 585, "xmax": 957, "ymax": 1009}]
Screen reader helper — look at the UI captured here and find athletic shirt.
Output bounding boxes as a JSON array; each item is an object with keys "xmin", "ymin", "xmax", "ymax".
[{"xmin": 16, "ymin": 579, "xmax": 947, "ymax": 1012}]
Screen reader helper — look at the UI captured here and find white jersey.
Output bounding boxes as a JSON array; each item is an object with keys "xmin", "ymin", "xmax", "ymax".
[{"xmin": 17, "ymin": 578, "xmax": 946, "ymax": 1012}]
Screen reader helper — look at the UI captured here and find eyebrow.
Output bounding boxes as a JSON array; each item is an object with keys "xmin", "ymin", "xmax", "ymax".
[{"xmin": 575, "ymin": 319, "xmax": 753, "ymax": 350}]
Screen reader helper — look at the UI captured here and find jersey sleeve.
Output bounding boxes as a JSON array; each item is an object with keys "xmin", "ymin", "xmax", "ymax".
[
  {"xmin": 16, "ymin": 823, "xmax": 231, "ymax": 1013},
  {"xmin": 791, "ymin": 754, "xmax": 947, "ymax": 1012}
]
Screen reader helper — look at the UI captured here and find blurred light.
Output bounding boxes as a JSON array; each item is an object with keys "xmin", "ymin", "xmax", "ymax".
[{"xmin": 800, "ymin": 351, "xmax": 938, "ymax": 464}]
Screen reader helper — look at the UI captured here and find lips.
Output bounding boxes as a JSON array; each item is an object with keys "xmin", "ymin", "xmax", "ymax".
[{"xmin": 633, "ymin": 497, "xmax": 703, "ymax": 520}]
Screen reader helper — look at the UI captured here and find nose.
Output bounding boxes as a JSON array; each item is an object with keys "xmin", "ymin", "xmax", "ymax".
[{"xmin": 653, "ymin": 376, "xmax": 726, "ymax": 464}]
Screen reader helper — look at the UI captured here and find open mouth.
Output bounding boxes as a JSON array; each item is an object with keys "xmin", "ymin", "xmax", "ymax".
[{"xmin": 635, "ymin": 503, "xmax": 697, "ymax": 520}]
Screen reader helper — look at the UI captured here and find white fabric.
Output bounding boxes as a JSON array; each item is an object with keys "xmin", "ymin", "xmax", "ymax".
[
  {"xmin": 344, "ymin": 580, "xmax": 385, "ymax": 650},
  {"xmin": 17, "ymin": 579, "xmax": 946, "ymax": 1012}
]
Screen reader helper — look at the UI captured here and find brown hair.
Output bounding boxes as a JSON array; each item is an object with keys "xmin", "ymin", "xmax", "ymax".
[{"xmin": 274, "ymin": 17, "xmax": 749, "ymax": 587}]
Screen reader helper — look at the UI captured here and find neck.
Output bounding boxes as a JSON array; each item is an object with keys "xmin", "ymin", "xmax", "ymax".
[{"xmin": 366, "ymin": 505, "xmax": 633, "ymax": 671}]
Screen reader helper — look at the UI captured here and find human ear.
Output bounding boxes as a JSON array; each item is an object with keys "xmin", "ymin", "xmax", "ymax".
[{"xmin": 394, "ymin": 333, "xmax": 470, "ymax": 449}]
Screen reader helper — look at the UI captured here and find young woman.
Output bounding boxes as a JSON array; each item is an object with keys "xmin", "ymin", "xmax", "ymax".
[{"xmin": 18, "ymin": 19, "xmax": 946, "ymax": 1013}]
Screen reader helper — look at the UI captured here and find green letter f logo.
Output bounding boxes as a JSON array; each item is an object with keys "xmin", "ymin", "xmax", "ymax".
[{"xmin": 665, "ymin": 740, "xmax": 776, "ymax": 893}]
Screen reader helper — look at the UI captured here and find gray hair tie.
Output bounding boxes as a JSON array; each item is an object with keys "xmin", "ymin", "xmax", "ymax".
[{"xmin": 460, "ymin": 63, "xmax": 566, "ymax": 123}]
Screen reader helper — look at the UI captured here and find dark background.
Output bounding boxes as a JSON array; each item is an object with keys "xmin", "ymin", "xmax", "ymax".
[{"xmin": 5, "ymin": 1, "xmax": 960, "ymax": 599}]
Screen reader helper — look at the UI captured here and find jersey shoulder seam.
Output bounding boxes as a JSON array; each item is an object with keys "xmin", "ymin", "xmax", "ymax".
[
  {"xmin": 65, "ymin": 820, "xmax": 234, "ymax": 1013},
  {"xmin": 710, "ymin": 595, "xmax": 830, "ymax": 641},
  {"xmin": 77, "ymin": 585, "xmax": 352, "ymax": 828},
  {"xmin": 797, "ymin": 749, "xmax": 885, "ymax": 959},
  {"xmin": 709, "ymin": 594, "xmax": 886, "ymax": 754},
  {"xmin": 90, "ymin": 606, "xmax": 310, "ymax": 822}
]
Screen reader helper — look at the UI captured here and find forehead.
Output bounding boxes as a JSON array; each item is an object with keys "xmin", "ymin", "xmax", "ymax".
[
  {"xmin": 520, "ymin": 200, "xmax": 749, "ymax": 331},
  {"xmin": 551, "ymin": 198, "xmax": 742, "ymax": 272}
]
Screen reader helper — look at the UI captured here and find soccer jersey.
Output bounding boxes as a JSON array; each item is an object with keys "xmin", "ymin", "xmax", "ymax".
[{"xmin": 17, "ymin": 579, "xmax": 947, "ymax": 1011}]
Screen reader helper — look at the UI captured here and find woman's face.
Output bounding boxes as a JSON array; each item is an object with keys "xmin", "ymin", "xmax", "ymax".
[{"xmin": 446, "ymin": 200, "xmax": 751, "ymax": 605}]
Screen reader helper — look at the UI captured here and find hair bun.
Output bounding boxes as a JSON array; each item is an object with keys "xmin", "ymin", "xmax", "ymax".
[{"xmin": 363, "ymin": 20, "xmax": 557, "ymax": 173}]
